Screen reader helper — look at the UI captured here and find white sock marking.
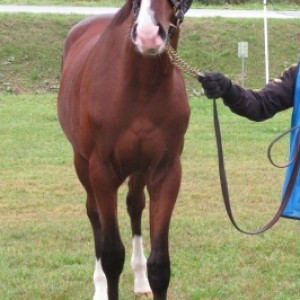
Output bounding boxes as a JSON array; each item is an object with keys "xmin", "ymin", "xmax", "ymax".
[
  {"xmin": 131, "ymin": 235, "xmax": 152, "ymax": 294},
  {"xmin": 93, "ymin": 259, "xmax": 108, "ymax": 300}
]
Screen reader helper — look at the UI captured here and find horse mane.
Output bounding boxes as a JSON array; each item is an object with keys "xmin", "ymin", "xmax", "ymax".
[{"xmin": 112, "ymin": 1, "xmax": 132, "ymax": 26}]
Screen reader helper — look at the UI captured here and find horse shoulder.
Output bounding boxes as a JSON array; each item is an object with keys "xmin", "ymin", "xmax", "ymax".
[{"xmin": 59, "ymin": 16, "xmax": 114, "ymax": 158}]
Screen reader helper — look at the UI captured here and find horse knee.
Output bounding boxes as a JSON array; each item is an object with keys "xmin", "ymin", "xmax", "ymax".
[{"xmin": 147, "ymin": 252, "xmax": 170, "ymax": 298}]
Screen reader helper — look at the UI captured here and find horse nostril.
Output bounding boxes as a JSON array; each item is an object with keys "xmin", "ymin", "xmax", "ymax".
[{"xmin": 157, "ymin": 23, "xmax": 167, "ymax": 41}]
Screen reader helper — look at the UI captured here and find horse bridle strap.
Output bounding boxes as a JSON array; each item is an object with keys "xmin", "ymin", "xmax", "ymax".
[
  {"xmin": 213, "ymin": 99, "xmax": 300, "ymax": 235},
  {"xmin": 168, "ymin": 0, "xmax": 192, "ymax": 24}
]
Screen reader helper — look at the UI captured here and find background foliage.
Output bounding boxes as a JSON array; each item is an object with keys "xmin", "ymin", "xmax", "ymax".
[{"xmin": 1, "ymin": 14, "xmax": 299, "ymax": 95}]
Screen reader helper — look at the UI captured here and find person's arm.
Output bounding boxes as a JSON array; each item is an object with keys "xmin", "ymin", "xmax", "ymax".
[{"xmin": 199, "ymin": 64, "xmax": 299, "ymax": 121}]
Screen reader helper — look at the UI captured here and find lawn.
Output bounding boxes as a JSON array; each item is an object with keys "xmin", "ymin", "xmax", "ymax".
[{"xmin": 1, "ymin": 93, "xmax": 300, "ymax": 299}]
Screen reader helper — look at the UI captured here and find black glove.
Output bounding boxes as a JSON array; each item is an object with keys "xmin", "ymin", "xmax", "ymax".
[{"xmin": 198, "ymin": 72, "xmax": 232, "ymax": 99}]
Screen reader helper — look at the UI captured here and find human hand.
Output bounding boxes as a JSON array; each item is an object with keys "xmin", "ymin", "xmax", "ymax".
[{"xmin": 198, "ymin": 72, "xmax": 232, "ymax": 99}]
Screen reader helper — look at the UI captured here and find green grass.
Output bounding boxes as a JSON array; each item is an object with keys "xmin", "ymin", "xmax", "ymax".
[
  {"xmin": 1, "ymin": 94, "xmax": 300, "ymax": 299},
  {"xmin": 0, "ymin": 14, "xmax": 300, "ymax": 95}
]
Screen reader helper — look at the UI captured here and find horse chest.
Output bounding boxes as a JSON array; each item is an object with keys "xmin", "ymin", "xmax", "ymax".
[
  {"xmin": 116, "ymin": 123, "xmax": 173, "ymax": 176},
  {"xmin": 118, "ymin": 117, "xmax": 163, "ymax": 151},
  {"xmin": 94, "ymin": 114, "xmax": 183, "ymax": 175}
]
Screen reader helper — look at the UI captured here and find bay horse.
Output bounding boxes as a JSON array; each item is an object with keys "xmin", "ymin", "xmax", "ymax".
[{"xmin": 57, "ymin": 1, "xmax": 193, "ymax": 299}]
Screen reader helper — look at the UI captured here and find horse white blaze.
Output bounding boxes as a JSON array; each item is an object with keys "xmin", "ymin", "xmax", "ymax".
[
  {"xmin": 135, "ymin": 0, "xmax": 164, "ymax": 53},
  {"xmin": 93, "ymin": 259, "xmax": 108, "ymax": 300},
  {"xmin": 131, "ymin": 235, "xmax": 152, "ymax": 295}
]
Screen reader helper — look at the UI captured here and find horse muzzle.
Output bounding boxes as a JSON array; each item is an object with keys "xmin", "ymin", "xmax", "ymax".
[{"xmin": 131, "ymin": 22, "xmax": 167, "ymax": 56}]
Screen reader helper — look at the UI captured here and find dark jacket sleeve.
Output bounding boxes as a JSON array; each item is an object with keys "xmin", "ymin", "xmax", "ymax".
[{"xmin": 222, "ymin": 63, "xmax": 299, "ymax": 121}]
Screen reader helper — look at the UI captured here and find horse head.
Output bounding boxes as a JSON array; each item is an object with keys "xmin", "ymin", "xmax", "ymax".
[{"xmin": 131, "ymin": 0, "xmax": 193, "ymax": 56}]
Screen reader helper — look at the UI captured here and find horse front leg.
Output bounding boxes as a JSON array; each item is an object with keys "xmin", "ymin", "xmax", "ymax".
[
  {"xmin": 87, "ymin": 198, "xmax": 108, "ymax": 300},
  {"xmin": 147, "ymin": 159, "xmax": 182, "ymax": 300},
  {"xmin": 126, "ymin": 174, "xmax": 152, "ymax": 297},
  {"xmin": 88, "ymin": 153, "xmax": 125, "ymax": 300},
  {"xmin": 74, "ymin": 152, "xmax": 109, "ymax": 300}
]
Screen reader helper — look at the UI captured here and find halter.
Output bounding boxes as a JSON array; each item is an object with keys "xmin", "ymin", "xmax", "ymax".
[
  {"xmin": 132, "ymin": 0, "xmax": 192, "ymax": 25},
  {"xmin": 168, "ymin": 0, "xmax": 193, "ymax": 25}
]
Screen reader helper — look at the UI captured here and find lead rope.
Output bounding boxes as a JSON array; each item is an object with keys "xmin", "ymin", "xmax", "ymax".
[
  {"xmin": 166, "ymin": 44, "xmax": 300, "ymax": 235},
  {"xmin": 213, "ymin": 99, "xmax": 300, "ymax": 235},
  {"xmin": 165, "ymin": 44, "xmax": 204, "ymax": 79}
]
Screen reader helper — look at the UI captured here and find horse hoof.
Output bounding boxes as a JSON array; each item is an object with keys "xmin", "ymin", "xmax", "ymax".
[{"xmin": 135, "ymin": 291, "xmax": 153, "ymax": 298}]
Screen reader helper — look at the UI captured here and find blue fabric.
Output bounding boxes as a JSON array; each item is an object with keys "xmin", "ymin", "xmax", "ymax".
[{"xmin": 281, "ymin": 67, "xmax": 300, "ymax": 220}]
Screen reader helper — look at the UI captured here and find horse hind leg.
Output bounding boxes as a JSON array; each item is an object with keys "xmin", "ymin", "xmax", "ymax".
[
  {"xmin": 74, "ymin": 151, "xmax": 108, "ymax": 300},
  {"xmin": 127, "ymin": 175, "xmax": 152, "ymax": 298}
]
